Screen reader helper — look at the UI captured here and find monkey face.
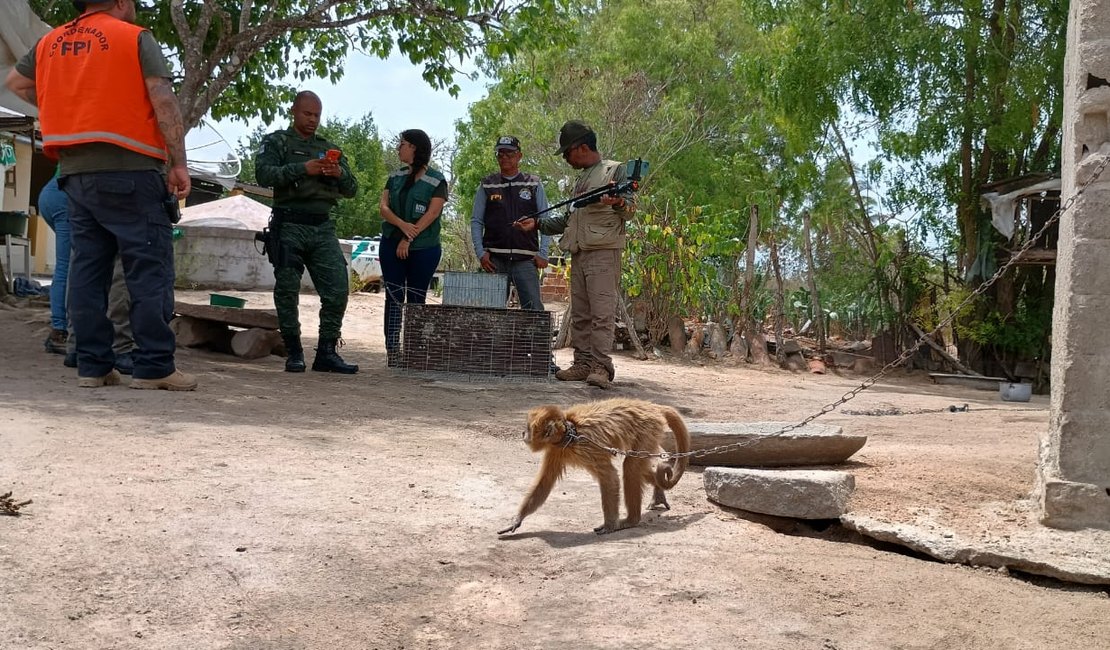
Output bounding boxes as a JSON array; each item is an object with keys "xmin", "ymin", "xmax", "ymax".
[{"xmin": 524, "ymin": 405, "xmax": 565, "ymax": 451}]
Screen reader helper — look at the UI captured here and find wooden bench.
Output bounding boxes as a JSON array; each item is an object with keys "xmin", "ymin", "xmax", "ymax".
[{"xmin": 172, "ymin": 301, "xmax": 284, "ymax": 359}]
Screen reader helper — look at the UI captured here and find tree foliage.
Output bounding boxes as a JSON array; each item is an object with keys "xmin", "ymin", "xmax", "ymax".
[
  {"xmin": 29, "ymin": 0, "xmax": 575, "ymax": 130},
  {"xmin": 447, "ymin": 0, "xmax": 1065, "ymax": 372}
]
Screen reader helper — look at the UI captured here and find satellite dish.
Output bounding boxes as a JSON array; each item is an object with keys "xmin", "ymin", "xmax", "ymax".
[{"xmin": 185, "ymin": 119, "xmax": 241, "ymax": 189}]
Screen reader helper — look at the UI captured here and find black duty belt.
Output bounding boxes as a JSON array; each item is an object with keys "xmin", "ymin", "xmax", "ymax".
[{"xmin": 272, "ymin": 207, "xmax": 331, "ymax": 226}]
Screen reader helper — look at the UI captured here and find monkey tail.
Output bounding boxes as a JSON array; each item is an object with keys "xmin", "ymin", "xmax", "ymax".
[{"xmin": 655, "ymin": 407, "xmax": 690, "ymax": 490}]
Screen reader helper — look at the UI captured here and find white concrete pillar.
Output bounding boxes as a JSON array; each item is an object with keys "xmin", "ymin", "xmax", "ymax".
[{"xmin": 1039, "ymin": 0, "xmax": 1110, "ymax": 529}]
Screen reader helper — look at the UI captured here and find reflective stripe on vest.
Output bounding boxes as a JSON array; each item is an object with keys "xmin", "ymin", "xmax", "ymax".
[
  {"xmin": 486, "ymin": 247, "xmax": 538, "ymax": 256},
  {"xmin": 42, "ymin": 131, "xmax": 167, "ymax": 159},
  {"xmin": 36, "ymin": 13, "xmax": 167, "ymax": 161}
]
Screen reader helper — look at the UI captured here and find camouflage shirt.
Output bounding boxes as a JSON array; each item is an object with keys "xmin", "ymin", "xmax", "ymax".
[{"xmin": 255, "ymin": 127, "xmax": 358, "ymax": 215}]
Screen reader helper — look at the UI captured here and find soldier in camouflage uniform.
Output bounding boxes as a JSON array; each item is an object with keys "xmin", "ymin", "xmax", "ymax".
[{"xmin": 255, "ymin": 91, "xmax": 359, "ymax": 374}]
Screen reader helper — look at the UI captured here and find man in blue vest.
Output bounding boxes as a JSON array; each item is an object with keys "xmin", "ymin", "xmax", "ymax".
[{"xmin": 470, "ymin": 135, "xmax": 552, "ymax": 311}]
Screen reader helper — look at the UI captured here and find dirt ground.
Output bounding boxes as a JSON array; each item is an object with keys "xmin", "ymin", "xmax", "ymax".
[{"xmin": 2, "ymin": 289, "xmax": 1108, "ymax": 650}]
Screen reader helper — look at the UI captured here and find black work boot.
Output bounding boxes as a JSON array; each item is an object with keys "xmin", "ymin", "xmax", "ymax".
[
  {"xmin": 283, "ymin": 336, "xmax": 306, "ymax": 373},
  {"xmin": 312, "ymin": 338, "xmax": 358, "ymax": 374}
]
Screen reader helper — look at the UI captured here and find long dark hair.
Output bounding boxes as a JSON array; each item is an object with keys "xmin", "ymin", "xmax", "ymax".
[{"xmin": 400, "ymin": 129, "xmax": 432, "ymax": 190}]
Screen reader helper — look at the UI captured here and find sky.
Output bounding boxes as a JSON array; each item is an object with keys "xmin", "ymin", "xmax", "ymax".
[{"xmin": 208, "ymin": 52, "xmax": 491, "ymax": 154}]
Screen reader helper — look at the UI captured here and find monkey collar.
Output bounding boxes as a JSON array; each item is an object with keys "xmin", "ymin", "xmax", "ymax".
[{"xmin": 561, "ymin": 420, "xmax": 581, "ymax": 448}]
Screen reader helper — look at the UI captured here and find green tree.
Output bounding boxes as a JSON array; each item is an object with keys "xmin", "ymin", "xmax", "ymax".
[
  {"xmin": 320, "ymin": 115, "xmax": 389, "ymax": 238},
  {"xmin": 29, "ymin": 0, "xmax": 575, "ymax": 129},
  {"xmin": 453, "ymin": 0, "xmax": 774, "ymax": 338}
]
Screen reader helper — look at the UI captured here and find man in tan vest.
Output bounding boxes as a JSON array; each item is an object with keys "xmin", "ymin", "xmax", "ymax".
[{"xmin": 516, "ymin": 121, "xmax": 635, "ymax": 389}]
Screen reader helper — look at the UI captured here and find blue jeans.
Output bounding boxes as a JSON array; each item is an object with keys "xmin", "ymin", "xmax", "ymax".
[
  {"xmin": 379, "ymin": 237, "xmax": 441, "ymax": 354},
  {"xmin": 60, "ymin": 171, "xmax": 176, "ymax": 380},
  {"xmin": 38, "ymin": 177, "xmax": 70, "ymax": 331},
  {"xmin": 488, "ymin": 254, "xmax": 544, "ymax": 311}
]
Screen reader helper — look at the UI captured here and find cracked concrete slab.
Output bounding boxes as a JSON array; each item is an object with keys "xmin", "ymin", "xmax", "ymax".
[{"xmin": 842, "ymin": 501, "xmax": 1110, "ymax": 585}]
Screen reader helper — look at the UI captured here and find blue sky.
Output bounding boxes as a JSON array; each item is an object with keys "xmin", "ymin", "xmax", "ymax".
[{"xmin": 212, "ymin": 51, "xmax": 490, "ymax": 150}]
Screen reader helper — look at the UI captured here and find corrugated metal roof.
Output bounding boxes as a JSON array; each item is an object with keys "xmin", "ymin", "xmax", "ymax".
[{"xmin": 0, "ymin": 115, "xmax": 35, "ymax": 133}]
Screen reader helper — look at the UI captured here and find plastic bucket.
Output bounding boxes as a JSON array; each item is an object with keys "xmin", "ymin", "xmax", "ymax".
[{"xmin": 999, "ymin": 381, "xmax": 1032, "ymax": 402}]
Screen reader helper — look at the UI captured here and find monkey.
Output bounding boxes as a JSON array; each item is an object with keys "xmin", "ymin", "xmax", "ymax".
[{"xmin": 497, "ymin": 398, "xmax": 691, "ymax": 535}]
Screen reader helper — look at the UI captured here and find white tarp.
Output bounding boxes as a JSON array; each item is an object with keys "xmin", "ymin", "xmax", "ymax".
[
  {"xmin": 178, "ymin": 194, "xmax": 272, "ymax": 231},
  {"xmin": 0, "ymin": 2, "xmax": 50, "ymax": 117},
  {"xmin": 980, "ymin": 178, "xmax": 1060, "ymax": 239}
]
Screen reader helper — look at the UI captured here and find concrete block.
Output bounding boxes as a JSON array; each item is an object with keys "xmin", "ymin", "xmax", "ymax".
[
  {"xmin": 1039, "ymin": 479, "xmax": 1110, "ymax": 530},
  {"xmin": 1053, "ymin": 295, "xmax": 1110, "ymax": 357},
  {"xmin": 1047, "ymin": 409, "xmax": 1110, "ymax": 483},
  {"xmin": 704, "ymin": 467, "xmax": 855, "ymax": 519},
  {"xmin": 174, "ymin": 225, "xmax": 351, "ymax": 292},
  {"xmin": 1073, "ymin": 192, "xmax": 1110, "ymax": 239}
]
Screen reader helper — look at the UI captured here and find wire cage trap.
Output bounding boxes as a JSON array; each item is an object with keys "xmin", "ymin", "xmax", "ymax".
[{"xmin": 393, "ymin": 303, "xmax": 554, "ymax": 380}]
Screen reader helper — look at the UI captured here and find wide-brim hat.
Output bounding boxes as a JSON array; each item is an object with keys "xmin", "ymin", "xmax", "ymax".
[{"xmin": 554, "ymin": 120, "xmax": 593, "ymax": 155}]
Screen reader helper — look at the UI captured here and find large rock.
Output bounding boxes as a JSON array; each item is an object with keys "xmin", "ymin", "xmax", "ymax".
[
  {"xmin": 668, "ymin": 421, "xmax": 866, "ymax": 467},
  {"xmin": 704, "ymin": 467, "xmax": 855, "ymax": 519}
]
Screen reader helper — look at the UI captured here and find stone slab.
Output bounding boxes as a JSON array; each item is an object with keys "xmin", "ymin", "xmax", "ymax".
[
  {"xmin": 667, "ymin": 421, "xmax": 866, "ymax": 467},
  {"xmin": 842, "ymin": 510, "xmax": 1110, "ymax": 585},
  {"xmin": 928, "ymin": 373, "xmax": 1007, "ymax": 391},
  {"xmin": 704, "ymin": 467, "xmax": 855, "ymax": 519},
  {"xmin": 174, "ymin": 301, "xmax": 279, "ymax": 330}
]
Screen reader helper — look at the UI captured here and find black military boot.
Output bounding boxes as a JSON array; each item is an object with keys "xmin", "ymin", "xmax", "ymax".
[
  {"xmin": 283, "ymin": 336, "xmax": 306, "ymax": 373},
  {"xmin": 312, "ymin": 338, "xmax": 358, "ymax": 374}
]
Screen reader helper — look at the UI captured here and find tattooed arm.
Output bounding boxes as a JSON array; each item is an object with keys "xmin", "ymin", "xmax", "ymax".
[
  {"xmin": 4, "ymin": 68, "xmax": 36, "ymax": 106},
  {"xmin": 145, "ymin": 75, "xmax": 190, "ymax": 199}
]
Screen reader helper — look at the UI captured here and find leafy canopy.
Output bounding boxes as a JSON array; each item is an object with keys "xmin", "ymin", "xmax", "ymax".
[{"xmin": 30, "ymin": 0, "xmax": 575, "ymax": 130}]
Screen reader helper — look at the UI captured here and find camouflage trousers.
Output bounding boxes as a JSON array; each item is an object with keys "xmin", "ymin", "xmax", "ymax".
[{"xmin": 272, "ymin": 221, "xmax": 349, "ymax": 340}]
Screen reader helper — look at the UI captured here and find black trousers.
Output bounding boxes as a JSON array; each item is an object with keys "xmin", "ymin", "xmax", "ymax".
[{"xmin": 61, "ymin": 171, "xmax": 177, "ymax": 379}]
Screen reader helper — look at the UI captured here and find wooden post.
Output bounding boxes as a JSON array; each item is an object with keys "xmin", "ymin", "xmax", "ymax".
[
  {"xmin": 740, "ymin": 204, "xmax": 759, "ymax": 346},
  {"xmin": 618, "ymin": 295, "xmax": 648, "ymax": 360},
  {"xmin": 802, "ymin": 210, "xmax": 826, "ymax": 353},
  {"xmin": 769, "ymin": 220, "xmax": 787, "ymax": 367}
]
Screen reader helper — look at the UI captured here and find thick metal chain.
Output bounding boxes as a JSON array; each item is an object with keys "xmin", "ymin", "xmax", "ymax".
[{"xmin": 581, "ymin": 156, "xmax": 1110, "ymax": 461}]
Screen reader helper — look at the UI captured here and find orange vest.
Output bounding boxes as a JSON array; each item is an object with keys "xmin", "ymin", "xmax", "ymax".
[{"xmin": 36, "ymin": 12, "xmax": 167, "ymax": 161}]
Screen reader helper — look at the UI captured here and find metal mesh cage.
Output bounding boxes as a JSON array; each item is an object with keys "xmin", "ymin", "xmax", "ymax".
[
  {"xmin": 395, "ymin": 303, "xmax": 553, "ymax": 380},
  {"xmin": 441, "ymin": 272, "xmax": 509, "ymax": 308}
]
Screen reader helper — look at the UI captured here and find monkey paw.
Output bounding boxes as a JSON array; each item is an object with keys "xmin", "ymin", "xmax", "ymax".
[
  {"xmin": 594, "ymin": 519, "xmax": 637, "ymax": 535},
  {"xmin": 497, "ymin": 518, "xmax": 523, "ymax": 535}
]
